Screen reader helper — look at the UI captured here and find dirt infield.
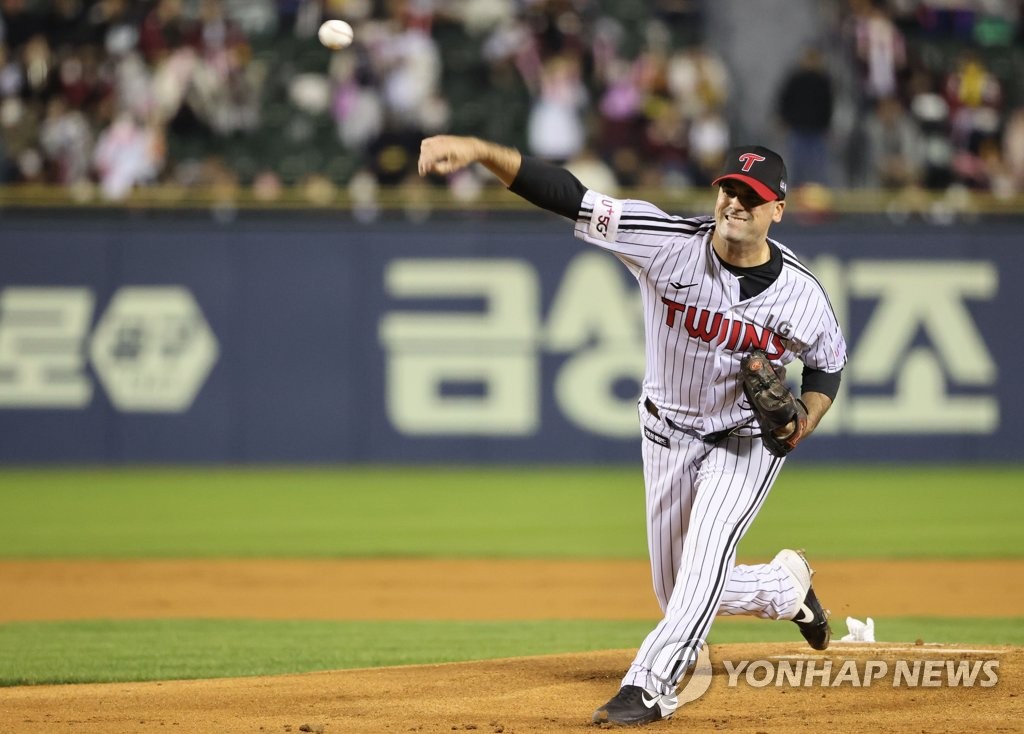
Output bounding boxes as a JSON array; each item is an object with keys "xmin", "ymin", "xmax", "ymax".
[
  {"xmin": 1, "ymin": 559, "xmax": 1022, "ymax": 733},
  {"xmin": 3, "ymin": 558, "xmax": 1024, "ymax": 621},
  {"xmin": 2, "ymin": 644, "xmax": 1019, "ymax": 733}
]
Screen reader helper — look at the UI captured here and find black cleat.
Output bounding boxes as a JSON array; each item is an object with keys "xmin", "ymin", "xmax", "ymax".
[
  {"xmin": 775, "ymin": 548, "xmax": 832, "ymax": 651},
  {"xmin": 592, "ymin": 685, "xmax": 678, "ymax": 727}
]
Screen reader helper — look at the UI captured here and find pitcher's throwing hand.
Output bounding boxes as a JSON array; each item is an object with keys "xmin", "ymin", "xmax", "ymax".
[
  {"xmin": 418, "ymin": 136, "xmax": 478, "ymax": 176},
  {"xmin": 418, "ymin": 136, "xmax": 522, "ymax": 186}
]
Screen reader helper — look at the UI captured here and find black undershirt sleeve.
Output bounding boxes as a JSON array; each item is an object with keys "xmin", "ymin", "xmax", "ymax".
[
  {"xmin": 801, "ymin": 366, "xmax": 842, "ymax": 402},
  {"xmin": 507, "ymin": 155, "xmax": 588, "ymax": 220}
]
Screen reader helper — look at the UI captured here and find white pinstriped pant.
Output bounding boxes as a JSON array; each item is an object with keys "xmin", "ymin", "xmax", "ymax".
[{"xmin": 624, "ymin": 401, "xmax": 804, "ymax": 694}]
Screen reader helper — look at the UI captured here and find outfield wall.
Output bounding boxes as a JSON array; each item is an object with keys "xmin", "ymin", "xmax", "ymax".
[{"xmin": 0, "ymin": 210, "xmax": 1017, "ymax": 463}]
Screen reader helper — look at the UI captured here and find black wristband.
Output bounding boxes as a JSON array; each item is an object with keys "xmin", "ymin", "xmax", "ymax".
[{"xmin": 801, "ymin": 367, "xmax": 842, "ymax": 402}]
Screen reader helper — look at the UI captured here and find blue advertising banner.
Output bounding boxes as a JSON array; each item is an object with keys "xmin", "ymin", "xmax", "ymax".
[{"xmin": 0, "ymin": 211, "xmax": 1018, "ymax": 463}]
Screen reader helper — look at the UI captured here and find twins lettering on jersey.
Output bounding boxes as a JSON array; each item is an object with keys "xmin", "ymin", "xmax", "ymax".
[{"xmin": 661, "ymin": 296, "xmax": 787, "ymax": 359}]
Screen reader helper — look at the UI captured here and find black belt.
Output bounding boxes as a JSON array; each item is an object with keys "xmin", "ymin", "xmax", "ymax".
[
  {"xmin": 644, "ymin": 397, "xmax": 669, "ymax": 423},
  {"xmin": 643, "ymin": 397, "xmax": 737, "ymax": 445}
]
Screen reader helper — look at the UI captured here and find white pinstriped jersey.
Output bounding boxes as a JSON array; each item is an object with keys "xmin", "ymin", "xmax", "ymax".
[{"xmin": 574, "ymin": 190, "xmax": 847, "ymax": 436}]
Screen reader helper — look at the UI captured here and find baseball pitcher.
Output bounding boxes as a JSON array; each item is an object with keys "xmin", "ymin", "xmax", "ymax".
[{"xmin": 418, "ymin": 137, "xmax": 846, "ymax": 727}]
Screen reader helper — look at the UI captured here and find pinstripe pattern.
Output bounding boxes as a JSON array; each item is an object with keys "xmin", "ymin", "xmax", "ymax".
[
  {"xmin": 574, "ymin": 189, "xmax": 847, "ymax": 698},
  {"xmin": 629, "ymin": 407, "xmax": 800, "ymax": 694},
  {"xmin": 575, "ymin": 191, "xmax": 847, "ymax": 432}
]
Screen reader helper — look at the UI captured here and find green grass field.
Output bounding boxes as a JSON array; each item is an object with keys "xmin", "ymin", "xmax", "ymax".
[
  {"xmin": 0, "ymin": 465, "xmax": 1020, "ymax": 558},
  {"xmin": 0, "ymin": 465, "xmax": 1021, "ymax": 686},
  {"xmin": 2, "ymin": 617, "xmax": 1022, "ymax": 687}
]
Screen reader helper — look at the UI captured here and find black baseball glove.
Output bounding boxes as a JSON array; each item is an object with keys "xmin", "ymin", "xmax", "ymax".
[{"xmin": 740, "ymin": 349, "xmax": 808, "ymax": 457}]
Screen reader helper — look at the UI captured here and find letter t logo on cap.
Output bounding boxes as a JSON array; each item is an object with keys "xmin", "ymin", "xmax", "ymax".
[{"xmin": 738, "ymin": 153, "xmax": 766, "ymax": 172}]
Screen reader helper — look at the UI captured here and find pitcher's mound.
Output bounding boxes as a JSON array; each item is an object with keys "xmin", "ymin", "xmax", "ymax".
[{"xmin": 1, "ymin": 642, "xmax": 1018, "ymax": 733}]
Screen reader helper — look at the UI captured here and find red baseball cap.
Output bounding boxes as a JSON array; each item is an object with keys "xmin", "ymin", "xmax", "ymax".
[{"xmin": 711, "ymin": 146, "xmax": 788, "ymax": 201}]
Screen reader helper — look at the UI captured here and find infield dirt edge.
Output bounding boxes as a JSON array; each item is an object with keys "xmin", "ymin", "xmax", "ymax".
[{"xmin": 3, "ymin": 558, "xmax": 1024, "ymax": 622}]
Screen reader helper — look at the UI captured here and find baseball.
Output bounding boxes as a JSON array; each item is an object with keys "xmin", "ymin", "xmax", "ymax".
[{"xmin": 318, "ymin": 19, "xmax": 354, "ymax": 50}]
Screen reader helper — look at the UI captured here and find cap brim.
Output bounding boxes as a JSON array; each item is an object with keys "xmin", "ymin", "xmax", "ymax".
[{"xmin": 711, "ymin": 174, "xmax": 779, "ymax": 201}]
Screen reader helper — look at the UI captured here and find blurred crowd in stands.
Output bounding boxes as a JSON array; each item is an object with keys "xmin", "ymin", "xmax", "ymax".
[{"xmin": 0, "ymin": 0, "xmax": 1022, "ymax": 203}]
